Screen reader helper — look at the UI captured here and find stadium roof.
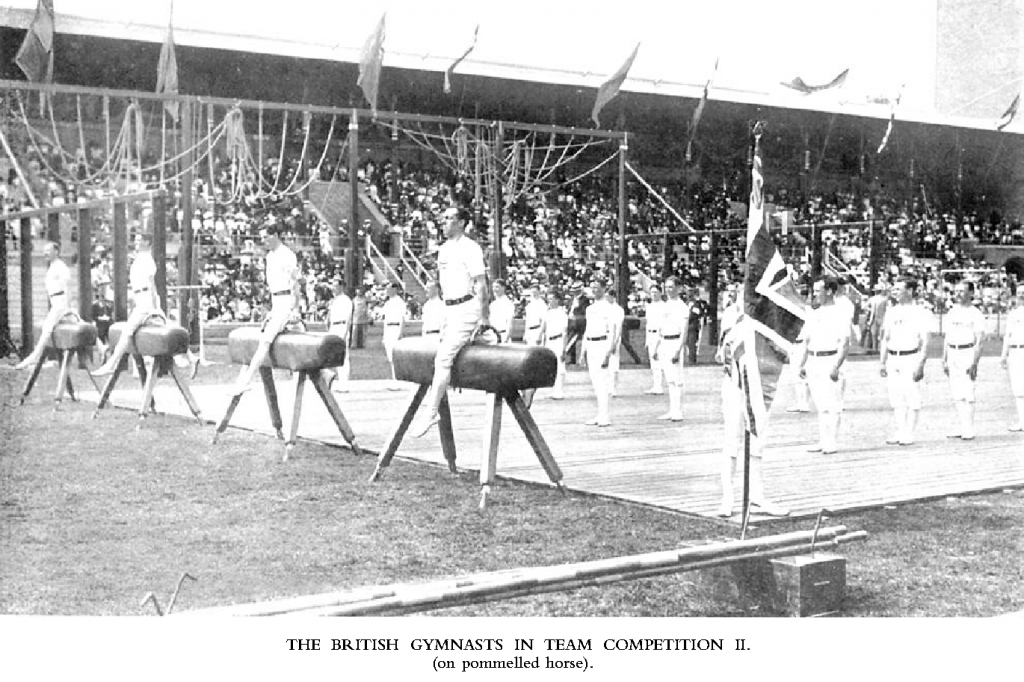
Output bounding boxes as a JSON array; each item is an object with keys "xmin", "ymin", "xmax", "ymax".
[{"xmin": 1, "ymin": 0, "xmax": 1021, "ymax": 133}]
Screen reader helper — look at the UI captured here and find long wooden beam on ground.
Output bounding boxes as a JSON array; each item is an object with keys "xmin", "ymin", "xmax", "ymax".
[{"xmin": 179, "ymin": 526, "xmax": 866, "ymax": 617}]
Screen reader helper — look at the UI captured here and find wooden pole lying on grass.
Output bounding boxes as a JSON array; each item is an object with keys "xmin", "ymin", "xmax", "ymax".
[{"xmin": 179, "ymin": 526, "xmax": 867, "ymax": 617}]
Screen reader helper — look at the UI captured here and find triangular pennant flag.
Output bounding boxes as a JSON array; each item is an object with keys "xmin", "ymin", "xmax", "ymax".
[
  {"xmin": 591, "ymin": 43, "xmax": 640, "ymax": 128},
  {"xmin": 358, "ymin": 14, "xmax": 386, "ymax": 116},
  {"xmin": 16, "ymin": 0, "xmax": 55, "ymax": 84},
  {"xmin": 444, "ymin": 24, "xmax": 479, "ymax": 95},
  {"xmin": 156, "ymin": 5, "xmax": 180, "ymax": 124},
  {"xmin": 876, "ymin": 85, "xmax": 904, "ymax": 154},
  {"xmin": 738, "ymin": 122, "xmax": 808, "ymax": 438},
  {"xmin": 996, "ymin": 94, "xmax": 1019, "ymax": 131},
  {"xmin": 685, "ymin": 57, "xmax": 719, "ymax": 162},
  {"xmin": 780, "ymin": 68, "xmax": 849, "ymax": 94}
]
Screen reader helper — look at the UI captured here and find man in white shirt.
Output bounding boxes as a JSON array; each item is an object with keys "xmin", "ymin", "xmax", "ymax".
[
  {"xmin": 879, "ymin": 277, "xmax": 931, "ymax": 446},
  {"xmin": 522, "ymin": 283, "xmax": 547, "ymax": 347},
  {"xmin": 420, "ymin": 280, "xmax": 445, "ymax": 338},
  {"xmin": 605, "ymin": 289, "xmax": 625, "ymax": 397},
  {"xmin": 582, "ymin": 278, "xmax": 613, "ymax": 426},
  {"xmin": 381, "ymin": 282, "xmax": 407, "ymax": 388},
  {"xmin": 93, "ymin": 233, "xmax": 167, "ymax": 376},
  {"xmin": 16, "ymin": 241, "xmax": 72, "ymax": 370},
  {"xmin": 999, "ymin": 289, "xmax": 1024, "ymax": 432},
  {"xmin": 794, "ymin": 277, "xmax": 851, "ymax": 454},
  {"xmin": 643, "ymin": 285, "xmax": 666, "ymax": 395},
  {"xmin": 414, "ymin": 207, "xmax": 489, "ymax": 437},
  {"xmin": 489, "ymin": 279, "xmax": 515, "ymax": 344},
  {"xmin": 543, "ymin": 290, "xmax": 569, "ymax": 400},
  {"xmin": 653, "ymin": 276, "xmax": 689, "ymax": 422},
  {"xmin": 325, "ymin": 282, "xmax": 353, "ymax": 392},
  {"xmin": 227, "ymin": 224, "xmax": 300, "ymax": 394},
  {"xmin": 942, "ymin": 280, "xmax": 985, "ymax": 440}
]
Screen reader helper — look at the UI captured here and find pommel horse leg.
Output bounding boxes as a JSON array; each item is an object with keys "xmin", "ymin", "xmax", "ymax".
[
  {"xmin": 370, "ymin": 384, "xmax": 429, "ymax": 482},
  {"xmin": 438, "ymin": 395, "xmax": 457, "ymax": 474},
  {"xmin": 19, "ymin": 358, "xmax": 46, "ymax": 406},
  {"xmin": 479, "ymin": 392, "xmax": 503, "ymax": 510},
  {"xmin": 309, "ymin": 370, "xmax": 364, "ymax": 459},
  {"xmin": 52, "ymin": 348, "xmax": 74, "ymax": 411},
  {"xmin": 168, "ymin": 362, "xmax": 204, "ymax": 425},
  {"xmin": 283, "ymin": 371, "xmax": 307, "ymax": 462},
  {"xmin": 259, "ymin": 366, "xmax": 285, "ymax": 441},
  {"xmin": 504, "ymin": 390, "xmax": 565, "ymax": 494}
]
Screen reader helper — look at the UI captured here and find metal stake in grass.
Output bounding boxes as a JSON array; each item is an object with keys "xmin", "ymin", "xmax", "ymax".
[{"xmin": 141, "ymin": 572, "xmax": 197, "ymax": 616}]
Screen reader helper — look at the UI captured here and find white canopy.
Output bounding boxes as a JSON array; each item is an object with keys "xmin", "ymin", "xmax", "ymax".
[{"xmin": 2, "ymin": 0, "xmax": 1021, "ymax": 132}]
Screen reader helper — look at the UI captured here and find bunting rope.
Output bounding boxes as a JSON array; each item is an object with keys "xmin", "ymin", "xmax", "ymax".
[{"xmin": 625, "ymin": 161, "xmax": 695, "ymax": 232}]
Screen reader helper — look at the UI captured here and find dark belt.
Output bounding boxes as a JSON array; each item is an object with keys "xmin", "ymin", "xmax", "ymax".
[
  {"xmin": 49, "ymin": 291, "xmax": 65, "ymax": 297},
  {"xmin": 424, "ymin": 330, "xmax": 440, "ymax": 335},
  {"xmin": 548, "ymin": 334, "xmax": 562, "ymax": 340},
  {"xmin": 386, "ymin": 322, "xmax": 401, "ymax": 326},
  {"xmin": 647, "ymin": 328, "xmax": 659, "ymax": 334},
  {"xmin": 133, "ymin": 287, "xmax": 150, "ymax": 294},
  {"xmin": 586, "ymin": 335, "xmax": 607, "ymax": 341},
  {"xmin": 528, "ymin": 324, "xmax": 541, "ymax": 330},
  {"xmin": 810, "ymin": 350, "xmax": 838, "ymax": 357},
  {"xmin": 1011, "ymin": 344, "xmax": 1024, "ymax": 349},
  {"xmin": 271, "ymin": 289, "xmax": 291, "ymax": 296},
  {"xmin": 947, "ymin": 343, "xmax": 975, "ymax": 350},
  {"xmin": 660, "ymin": 334, "xmax": 681, "ymax": 340},
  {"xmin": 445, "ymin": 294, "xmax": 473, "ymax": 306},
  {"xmin": 888, "ymin": 348, "xmax": 919, "ymax": 356}
]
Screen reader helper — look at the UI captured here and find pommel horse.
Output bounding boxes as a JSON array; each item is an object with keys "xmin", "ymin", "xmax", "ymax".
[
  {"xmin": 93, "ymin": 320, "xmax": 203, "ymax": 427},
  {"xmin": 214, "ymin": 327, "xmax": 364, "ymax": 461},
  {"xmin": 20, "ymin": 316, "xmax": 100, "ymax": 410},
  {"xmin": 371, "ymin": 337, "xmax": 566, "ymax": 509}
]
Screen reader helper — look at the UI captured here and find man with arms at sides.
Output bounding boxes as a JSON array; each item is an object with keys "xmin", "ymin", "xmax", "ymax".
[
  {"xmin": 581, "ymin": 278, "xmax": 613, "ymax": 427},
  {"xmin": 380, "ymin": 282, "xmax": 408, "ymax": 389},
  {"xmin": 414, "ymin": 206, "xmax": 489, "ymax": 437},
  {"xmin": 716, "ymin": 286, "xmax": 789, "ymax": 518},
  {"xmin": 224, "ymin": 224, "xmax": 300, "ymax": 394},
  {"xmin": 864, "ymin": 282, "xmax": 889, "ymax": 353},
  {"xmin": 644, "ymin": 284, "xmax": 666, "ymax": 394},
  {"xmin": 520, "ymin": 282, "xmax": 548, "ymax": 407},
  {"xmin": 652, "ymin": 276, "xmax": 689, "ymax": 422},
  {"xmin": 879, "ymin": 277, "xmax": 931, "ymax": 446},
  {"xmin": 685, "ymin": 286, "xmax": 710, "ymax": 365},
  {"xmin": 93, "ymin": 233, "xmax": 175, "ymax": 377},
  {"xmin": 16, "ymin": 241, "xmax": 71, "ymax": 370},
  {"xmin": 793, "ymin": 277, "xmax": 851, "ymax": 454},
  {"xmin": 999, "ymin": 288, "xmax": 1024, "ymax": 432},
  {"xmin": 420, "ymin": 280, "xmax": 445, "ymax": 338},
  {"xmin": 941, "ymin": 280, "xmax": 985, "ymax": 440},
  {"xmin": 489, "ymin": 279, "xmax": 515, "ymax": 344},
  {"xmin": 542, "ymin": 289, "xmax": 569, "ymax": 400},
  {"xmin": 325, "ymin": 280, "xmax": 353, "ymax": 393},
  {"xmin": 352, "ymin": 286, "xmax": 369, "ymax": 349}
]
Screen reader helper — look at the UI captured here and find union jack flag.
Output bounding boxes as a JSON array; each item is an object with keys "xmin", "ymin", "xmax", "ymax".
[{"xmin": 737, "ymin": 123, "xmax": 807, "ymax": 437}]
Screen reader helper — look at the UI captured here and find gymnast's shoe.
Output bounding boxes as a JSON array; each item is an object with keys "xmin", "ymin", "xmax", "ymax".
[
  {"xmin": 91, "ymin": 362, "xmax": 118, "ymax": 377},
  {"xmin": 1009, "ymin": 424, "xmax": 1023, "ymax": 433},
  {"xmin": 644, "ymin": 388, "xmax": 665, "ymax": 395},
  {"xmin": 14, "ymin": 355, "xmax": 40, "ymax": 371},
  {"xmin": 715, "ymin": 501, "xmax": 733, "ymax": 518},
  {"xmin": 227, "ymin": 382, "xmax": 252, "ymax": 397},
  {"xmin": 657, "ymin": 412, "xmax": 683, "ymax": 422},
  {"xmin": 413, "ymin": 413, "xmax": 440, "ymax": 438}
]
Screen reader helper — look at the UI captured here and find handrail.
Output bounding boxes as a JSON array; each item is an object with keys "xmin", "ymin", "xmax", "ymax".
[
  {"xmin": 366, "ymin": 235, "xmax": 401, "ymax": 285},
  {"xmin": 399, "ymin": 240, "xmax": 430, "ymax": 290}
]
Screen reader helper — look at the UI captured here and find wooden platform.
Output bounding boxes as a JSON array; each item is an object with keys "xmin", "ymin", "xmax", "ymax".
[{"xmin": 62, "ymin": 357, "xmax": 1024, "ymax": 522}]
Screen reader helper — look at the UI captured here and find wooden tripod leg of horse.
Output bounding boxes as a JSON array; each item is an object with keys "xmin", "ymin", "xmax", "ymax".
[{"xmin": 370, "ymin": 384, "xmax": 428, "ymax": 482}]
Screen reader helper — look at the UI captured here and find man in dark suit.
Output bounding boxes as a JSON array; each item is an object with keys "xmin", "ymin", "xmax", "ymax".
[{"xmin": 564, "ymin": 281, "xmax": 591, "ymax": 365}]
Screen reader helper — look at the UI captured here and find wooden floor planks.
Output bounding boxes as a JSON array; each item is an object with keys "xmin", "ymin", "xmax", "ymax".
[{"xmin": 65, "ymin": 355, "xmax": 1024, "ymax": 523}]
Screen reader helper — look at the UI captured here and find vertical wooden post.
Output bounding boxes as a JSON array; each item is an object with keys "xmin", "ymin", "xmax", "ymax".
[
  {"xmin": 810, "ymin": 221, "xmax": 823, "ymax": 281},
  {"xmin": 347, "ymin": 110, "xmax": 361, "ymax": 293},
  {"xmin": 491, "ymin": 122, "xmax": 504, "ymax": 282},
  {"xmin": 19, "ymin": 217, "xmax": 33, "ymax": 353},
  {"xmin": 113, "ymin": 200, "xmax": 128, "ymax": 321},
  {"xmin": 77, "ymin": 207, "xmax": 92, "ymax": 320},
  {"xmin": 46, "ymin": 212, "xmax": 60, "ymax": 247},
  {"xmin": 0, "ymin": 219, "xmax": 13, "ymax": 355},
  {"xmin": 708, "ymin": 230, "xmax": 720, "ymax": 345},
  {"xmin": 179, "ymin": 100, "xmax": 196, "ymax": 341},
  {"xmin": 617, "ymin": 132, "xmax": 628, "ymax": 305},
  {"xmin": 152, "ymin": 191, "xmax": 167, "ymax": 311},
  {"xmin": 868, "ymin": 220, "xmax": 880, "ymax": 291}
]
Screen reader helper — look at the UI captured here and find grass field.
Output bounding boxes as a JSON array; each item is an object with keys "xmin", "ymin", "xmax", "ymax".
[{"xmin": 1, "ymin": 341, "xmax": 1022, "ymax": 617}]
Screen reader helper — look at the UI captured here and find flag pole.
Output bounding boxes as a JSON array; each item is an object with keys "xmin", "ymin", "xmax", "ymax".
[{"xmin": 740, "ymin": 430, "xmax": 752, "ymax": 539}]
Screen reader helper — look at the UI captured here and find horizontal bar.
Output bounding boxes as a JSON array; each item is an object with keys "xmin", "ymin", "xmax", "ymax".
[{"xmin": 0, "ymin": 190, "xmax": 164, "ymax": 222}]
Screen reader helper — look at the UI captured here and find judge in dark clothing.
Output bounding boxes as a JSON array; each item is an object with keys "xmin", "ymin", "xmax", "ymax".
[
  {"xmin": 565, "ymin": 281, "xmax": 591, "ymax": 365},
  {"xmin": 686, "ymin": 288, "xmax": 710, "ymax": 365}
]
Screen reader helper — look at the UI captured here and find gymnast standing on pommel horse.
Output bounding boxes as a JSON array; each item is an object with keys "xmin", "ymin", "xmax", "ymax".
[
  {"xmin": 228, "ymin": 223, "xmax": 300, "ymax": 396},
  {"xmin": 412, "ymin": 205, "xmax": 490, "ymax": 438}
]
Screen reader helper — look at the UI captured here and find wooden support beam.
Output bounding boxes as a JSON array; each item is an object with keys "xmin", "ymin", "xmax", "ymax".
[
  {"xmin": 112, "ymin": 201, "xmax": 128, "ymax": 321},
  {"xmin": 77, "ymin": 207, "xmax": 92, "ymax": 321},
  {"xmin": 19, "ymin": 217, "xmax": 32, "ymax": 354}
]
